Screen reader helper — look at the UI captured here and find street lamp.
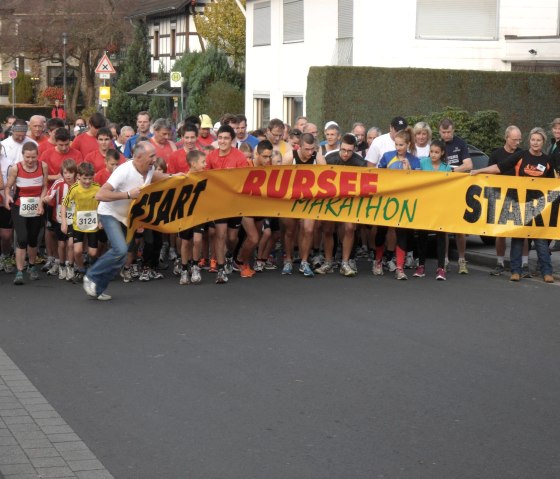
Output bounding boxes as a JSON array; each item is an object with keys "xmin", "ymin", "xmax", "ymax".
[{"xmin": 62, "ymin": 32, "xmax": 67, "ymax": 114}]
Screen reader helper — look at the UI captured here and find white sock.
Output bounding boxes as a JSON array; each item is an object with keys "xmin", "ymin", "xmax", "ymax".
[
  {"xmin": 522, "ymin": 256, "xmax": 529, "ymax": 266},
  {"xmin": 497, "ymin": 256, "xmax": 504, "ymax": 266}
]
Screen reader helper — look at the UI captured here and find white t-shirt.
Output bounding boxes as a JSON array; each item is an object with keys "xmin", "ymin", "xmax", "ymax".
[
  {"xmin": 0, "ymin": 136, "xmax": 36, "ymax": 183},
  {"xmin": 416, "ymin": 143, "xmax": 431, "ymax": 159},
  {"xmin": 364, "ymin": 133, "xmax": 394, "ymax": 166},
  {"xmin": 97, "ymin": 160, "xmax": 154, "ymax": 226}
]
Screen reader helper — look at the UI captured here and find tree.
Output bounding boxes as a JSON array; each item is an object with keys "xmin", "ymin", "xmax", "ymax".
[
  {"xmin": 173, "ymin": 47, "xmax": 244, "ymax": 117},
  {"xmin": 107, "ymin": 21, "xmax": 152, "ymax": 126},
  {"xmin": 0, "ymin": 0, "xmax": 134, "ymax": 118},
  {"xmin": 8, "ymin": 72, "xmax": 34, "ymax": 104},
  {"xmin": 194, "ymin": 0, "xmax": 246, "ymax": 70}
]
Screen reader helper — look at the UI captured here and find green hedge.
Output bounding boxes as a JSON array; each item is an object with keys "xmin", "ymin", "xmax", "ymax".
[
  {"xmin": 1, "ymin": 106, "xmax": 52, "ymax": 123},
  {"xmin": 306, "ymin": 66, "xmax": 560, "ymax": 152}
]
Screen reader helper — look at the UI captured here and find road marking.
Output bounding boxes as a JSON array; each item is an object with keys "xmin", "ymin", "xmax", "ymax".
[{"xmin": 0, "ymin": 347, "xmax": 114, "ymax": 479}]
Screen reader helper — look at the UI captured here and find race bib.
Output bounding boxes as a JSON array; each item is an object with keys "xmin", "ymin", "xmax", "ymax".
[
  {"xmin": 56, "ymin": 205, "xmax": 74, "ymax": 224},
  {"xmin": 76, "ymin": 210, "xmax": 98, "ymax": 231},
  {"xmin": 19, "ymin": 197, "xmax": 40, "ymax": 218}
]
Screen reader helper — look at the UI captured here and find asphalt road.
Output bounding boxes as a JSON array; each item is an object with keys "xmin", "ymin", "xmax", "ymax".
[{"xmin": 1, "ymin": 259, "xmax": 560, "ymax": 479}]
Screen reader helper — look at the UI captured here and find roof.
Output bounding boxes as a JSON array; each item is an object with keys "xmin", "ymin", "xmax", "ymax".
[
  {"xmin": 128, "ymin": 80, "xmax": 169, "ymax": 95},
  {"xmin": 127, "ymin": 0, "xmax": 208, "ymax": 20}
]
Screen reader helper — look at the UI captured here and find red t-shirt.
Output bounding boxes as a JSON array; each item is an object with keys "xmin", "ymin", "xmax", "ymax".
[
  {"xmin": 83, "ymin": 150, "xmax": 125, "ymax": 173},
  {"xmin": 40, "ymin": 147, "xmax": 83, "ymax": 184},
  {"xmin": 94, "ymin": 168, "xmax": 111, "ymax": 186},
  {"xmin": 206, "ymin": 148, "xmax": 249, "ymax": 170},
  {"xmin": 150, "ymin": 138, "xmax": 176, "ymax": 163},
  {"xmin": 167, "ymin": 149, "xmax": 191, "ymax": 174},
  {"xmin": 71, "ymin": 132, "xmax": 99, "ymax": 158},
  {"xmin": 38, "ymin": 140, "xmax": 56, "ymax": 157}
]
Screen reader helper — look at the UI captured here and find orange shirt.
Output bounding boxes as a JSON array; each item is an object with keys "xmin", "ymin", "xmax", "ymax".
[
  {"xmin": 150, "ymin": 138, "xmax": 176, "ymax": 163},
  {"xmin": 167, "ymin": 149, "xmax": 190, "ymax": 174},
  {"xmin": 94, "ymin": 168, "xmax": 111, "ymax": 186},
  {"xmin": 71, "ymin": 132, "xmax": 99, "ymax": 158},
  {"xmin": 206, "ymin": 148, "xmax": 249, "ymax": 170},
  {"xmin": 83, "ymin": 150, "xmax": 125, "ymax": 173},
  {"xmin": 40, "ymin": 147, "xmax": 83, "ymax": 185}
]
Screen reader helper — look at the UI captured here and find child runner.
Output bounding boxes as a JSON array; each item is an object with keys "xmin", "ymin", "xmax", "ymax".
[
  {"xmin": 94, "ymin": 149, "xmax": 121, "ymax": 186},
  {"xmin": 61, "ymin": 162, "xmax": 100, "ymax": 283},
  {"xmin": 414, "ymin": 140, "xmax": 451, "ymax": 280}
]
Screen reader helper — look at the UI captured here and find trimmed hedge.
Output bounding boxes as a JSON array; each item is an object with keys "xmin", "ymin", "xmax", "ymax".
[
  {"xmin": 306, "ymin": 66, "xmax": 560, "ymax": 151},
  {"xmin": 1, "ymin": 106, "xmax": 52, "ymax": 123}
]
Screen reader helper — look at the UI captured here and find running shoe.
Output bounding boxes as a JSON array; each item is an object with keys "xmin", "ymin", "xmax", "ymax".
[
  {"xmin": 340, "ymin": 261, "xmax": 356, "ymax": 277},
  {"xmin": 216, "ymin": 268, "xmax": 228, "ymax": 284},
  {"xmin": 83, "ymin": 275, "xmax": 97, "ymax": 297},
  {"xmin": 404, "ymin": 253, "xmax": 416, "ymax": 269},
  {"xmin": 281, "ymin": 262, "xmax": 293, "ymax": 275},
  {"xmin": 386, "ymin": 258, "xmax": 397, "ymax": 272},
  {"xmin": 240, "ymin": 264, "xmax": 256, "ymax": 278},
  {"xmin": 149, "ymin": 269, "xmax": 164, "ymax": 280},
  {"xmin": 315, "ymin": 261, "xmax": 334, "ymax": 274},
  {"xmin": 172, "ymin": 258, "xmax": 182, "ymax": 276},
  {"xmin": 264, "ymin": 257, "xmax": 278, "ymax": 270},
  {"xmin": 66, "ymin": 265, "xmax": 75, "ymax": 282},
  {"xmin": 372, "ymin": 261, "xmax": 384, "ymax": 276},
  {"xmin": 58, "ymin": 265, "xmax": 67, "ymax": 280},
  {"xmin": 0, "ymin": 255, "xmax": 5, "ymax": 272},
  {"xmin": 521, "ymin": 264, "xmax": 532, "ymax": 278},
  {"xmin": 311, "ymin": 254, "xmax": 324, "ymax": 269},
  {"xmin": 168, "ymin": 247, "xmax": 178, "ymax": 261},
  {"xmin": 4, "ymin": 256, "xmax": 15, "ymax": 274},
  {"xmin": 224, "ymin": 256, "xmax": 234, "ymax": 274},
  {"xmin": 13, "ymin": 271, "xmax": 24, "ymax": 285},
  {"xmin": 299, "ymin": 261, "xmax": 314, "ymax": 277},
  {"xmin": 458, "ymin": 258, "xmax": 469, "ymax": 274},
  {"xmin": 490, "ymin": 264, "xmax": 505, "ymax": 276},
  {"xmin": 139, "ymin": 269, "xmax": 150, "ymax": 281},
  {"xmin": 395, "ymin": 268, "xmax": 407, "ymax": 280},
  {"xmin": 120, "ymin": 267, "xmax": 133, "ymax": 283},
  {"xmin": 413, "ymin": 265, "xmax": 425, "ymax": 278},
  {"xmin": 29, "ymin": 266, "xmax": 39, "ymax": 281},
  {"xmin": 41, "ymin": 257, "xmax": 54, "ymax": 272},
  {"xmin": 130, "ymin": 263, "xmax": 140, "ymax": 278},
  {"xmin": 190, "ymin": 265, "xmax": 202, "ymax": 284},
  {"xmin": 47, "ymin": 262, "xmax": 59, "ymax": 276},
  {"xmin": 254, "ymin": 260, "xmax": 265, "ymax": 272},
  {"xmin": 97, "ymin": 292, "xmax": 112, "ymax": 301},
  {"xmin": 436, "ymin": 268, "xmax": 447, "ymax": 281},
  {"xmin": 73, "ymin": 271, "xmax": 84, "ymax": 283},
  {"xmin": 209, "ymin": 258, "xmax": 218, "ymax": 273},
  {"xmin": 180, "ymin": 269, "xmax": 190, "ymax": 285},
  {"xmin": 348, "ymin": 258, "xmax": 358, "ymax": 273},
  {"xmin": 198, "ymin": 258, "xmax": 209, "ymax": 270}
]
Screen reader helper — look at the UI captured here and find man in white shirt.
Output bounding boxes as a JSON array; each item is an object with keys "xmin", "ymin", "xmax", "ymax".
[{"xmin": 365, "ymin": 116, "xmax": 408, "ymax": 166}]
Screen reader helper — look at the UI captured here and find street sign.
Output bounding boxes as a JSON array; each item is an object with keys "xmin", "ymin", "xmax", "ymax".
[
  {"xmin": 95, "ymin": 53, "xmax": 116, "ymax": 74},
  {"xmin": 99, "ymin": 73, "xmax": 111, "ymax": 79},
  {"xmin": 99, "ymin": 86, "xmax": 111, "ymax": 100},
  {"xmin": 170, "ymin": 71, "xmax": 183, "ymax": 87},
  {"xmin": 9, "ymin": 70, "xmax": 17, "ymax": 80}
]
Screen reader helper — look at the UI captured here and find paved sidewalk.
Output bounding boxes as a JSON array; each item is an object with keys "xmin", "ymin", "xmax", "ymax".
[{"xmin": 0, "ymin": 348, "xmax": 113, "ymax": 479}]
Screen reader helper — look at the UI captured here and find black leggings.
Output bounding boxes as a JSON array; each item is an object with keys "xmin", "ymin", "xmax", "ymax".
[
  {"xmin": 12, "ymin": 208, "xmax": 43, "ymax": 249},
  {"xmin": 417, "ymin": 230, "xmax": 446, "ymax": 269},
  {"xmin": 143, "ymin": 229, "xmax": 163, "ymax": 269},
  {"xmin": 375, "ymin": 226, "xmax": 407, "ymax": 251}
]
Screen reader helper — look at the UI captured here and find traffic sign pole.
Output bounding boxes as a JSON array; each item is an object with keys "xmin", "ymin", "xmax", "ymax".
[{"xmin": 9, "ymin": 70, "xmax": 17, "ymax": 116}]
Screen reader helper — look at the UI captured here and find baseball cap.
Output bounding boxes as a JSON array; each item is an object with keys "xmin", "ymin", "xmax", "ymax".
[
  {"xmin": 390, "ymin": 116, "xmax": 408, "ymax": 131},
  {"xmin": 199, "ymin": 114, "xmax": 213, "ymax": 129}
]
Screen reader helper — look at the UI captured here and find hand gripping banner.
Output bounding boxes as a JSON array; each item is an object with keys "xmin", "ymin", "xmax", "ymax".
[{"xmin": 127, "ymin": 165, "xmax": 560, "ymax": 242}]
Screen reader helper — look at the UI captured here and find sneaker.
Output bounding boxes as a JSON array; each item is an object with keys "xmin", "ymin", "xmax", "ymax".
[
  {"xmin": 522, "ymin": 264, "xmax": 532, "ymax": 278},
  {"xmin": 190, "ymin": 265, "xmax": 202, "ymax": 284},
  {"xmin": 311, "ymin": 254, "xmax": 324, "ymax": 269},
  {"xmin": 395, "ymin": 268, "xmax": 407, "ymax": 280},
  {"xmin": 58, "ymin": 266, "xmax": 67, "ymax": 280},
  {"xmin": 97, "ymin": 292, "xmax": 112, "ymax": 301},
  {"xmin": 149, "ymin": 269, "xmax": 164, "ymax": 280},
  {"xmin": 510, "ymin": 273, "xmax": 521, "ymax": 282},
  {"xmin": 232, "ymin": 259, "xmax": 242, "ymax": 272},
  {"xmin": 172, "ymin": 258, "xmax": 182, "ymax": 276},
  {"xmin": 4, "ymin": 256, "xmax": 15, "ymax": 274},
  {"xmin": 340, "ymin": 261, "xmax": 356, "ymax": 277},
  {"xmin": 458, "ymin": 258, "xmax": 469, "ymax": 274},
  {"xmin": 130, "ymin": 263, "xmax": 140, "ymax": 278},
  {"xmin": 47, "ymin": 262, "xmax": 59, "ymax": 276},
  {"xmin": 216, "ymin": 268, "xmax": 228, "ymax": 284},
  {"xmin": 120, "ymin": 267, "xmax": 133, "ymax": 283},
  {"xmin": 83, "ymin": 275, "xmax": 97, "ymax": 297},
  {"xmin": 265, "ymin": 255, "xmax": 278, "ymax": 269},
  {"xmin": 299, "ymin": 261, "xmax": 314, "ymax": 277},
  {"xmin": 168, "ymin": 247, "xmax": 178, "ymax": 261},
  {"xmin": 198, "ymin": 258, "xmax": 209, "ymax": 270},
  {"xmin": 404, "ymin": 253, "xmax": 416, "ymax": 269},
  {"xmin": 29, "ymin": 266, "xmax": 39, "ymax": 281},
  {"xmin": 254, "ymin": 260, "xmax": 265, "ymax": 272},
  {"xmin": 436, "ymin": 268, "xmax": 446, "ymax": 281},
  {"xmin": 315, "ymin": 261, "xmax": 334, "ymax": 274},
  {"xmin": 13, "ymin": 270, "xmax": 24, "ymax": 285},
  {"xmin": 180, "ymin": 269, "xmax": 190, "ymax": 285},
  {"xmin": 413, "ymin": 265, "xmax": 425, "ymax": 278},
  {"xmin": 66, "ymin": 265, "xmax": 75, "ymax": 282},
  {"xmin": 372, "ymin": 261, "xmax": 384, "ymax": 276},
  {"xmin": 357, "ymin": 246, "xmax": 369, "ymax": 258},
  {"xmin": 224, "ymin": 256, "xmax": 234, "ymax": 275},
  {"xmin": 208, "ymin": 258, "xmax": 218, "ymax": 273},
  {"xmin": 544, "ymin": 274, "xmax": 555, "ymax": 283},
  {"xmin": 240, "ymin": 264, "xmax": 256, "ymax": 278},
  {"xmin": 0, "ymin": 256, "xmax": 5, "ymax": 272},
  {"xmin": 348, "ymin": 258, "xmax": 358, "ymax": 273},
  {"xmin": 41, "ymin": 257, "xmax": 54, "ymax": 272},
  {"xmin": 490, "ymin": 264, "xmax": 505, "ymax": 276},
  {"xmin": 386, "ymin": 258, "xmax": 397, "ymax": 272},
  {"xmin": 281, "ymin": 261, "xmax": 293, "ymax": 275},
  {"xmin": 139, "ymin": 269, "xmax": 150, "ymax": 281},
  {"xmin": 73, "ymin": 271, "xmax": 84, "ymax": 283}
]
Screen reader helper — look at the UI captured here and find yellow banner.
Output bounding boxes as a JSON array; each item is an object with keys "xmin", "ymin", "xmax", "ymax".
[{"xmin": 127, "ymin": 165, "xmax": 560, "ymax": 241}]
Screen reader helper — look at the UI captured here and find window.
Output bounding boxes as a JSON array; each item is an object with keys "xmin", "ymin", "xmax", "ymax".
[
  {"xmin": 254, "ymin": 96, "xmax": 270, "ymax": 129},
  {"xmin": 171, "ymin": 29, "xmax": 176, "ymax": 58},
  {"xmin": 283, "ymin": 0, "xmax": 304, "ymax": 43},
  {"xmin": 283, "ymin": 96, "xmax": 304, "ymax": 126},
  {"xmin": 154, "ymin": 30, "xmax": 160, "ymax": 59},
  {"xmin": 416, "ymin": 0, "xmax": 498, "ymax": 40},
  {"xmin": 253, "ymin": 1, "xmax": 271, "ymax": 46}
]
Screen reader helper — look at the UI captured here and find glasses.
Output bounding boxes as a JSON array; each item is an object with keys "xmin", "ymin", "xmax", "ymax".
[{"xmin": 340, "ymin": 148, "xmax": 354, "ymax": 154}]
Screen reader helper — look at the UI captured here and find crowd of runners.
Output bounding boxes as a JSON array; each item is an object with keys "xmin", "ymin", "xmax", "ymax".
[{"xmin": 1, "ymin": 110, "xmax": 558, "ymax": 300}]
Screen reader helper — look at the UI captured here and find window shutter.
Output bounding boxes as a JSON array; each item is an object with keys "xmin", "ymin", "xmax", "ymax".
[
  {"xmin": 283, "ymin": 0, "xmax": 304, "ymax": 43},
  {"xmin": 253, "ymin": 1, "xmax": 271, "ymax": 46}
]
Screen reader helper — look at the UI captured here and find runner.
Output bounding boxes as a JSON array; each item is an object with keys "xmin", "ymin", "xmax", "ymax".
[{"xmin": 83, "ymin": 127, "xmax": 125, "ymax": 173}]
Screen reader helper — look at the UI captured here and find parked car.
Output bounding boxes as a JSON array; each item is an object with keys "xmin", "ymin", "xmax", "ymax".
[{"xmin": 468, "ymin": 144, "xmax": 495, "ymax": 245}]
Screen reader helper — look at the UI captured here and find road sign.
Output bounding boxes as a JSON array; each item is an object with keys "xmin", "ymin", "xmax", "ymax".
[
  {"xmin": 9, "ymin": 70, "xmax": 17, "ymax": 80},
  {"xmin": 99, "ymin": 73, "xmax": 111, "ymax": 79},
  {"xmin": 95, "ymin": 53, "xmax": 116, "ymax": 74},
  {"xmin": 99, "ymin": 86, "xmax": 111, "ymax": 100},
  {"xmin": 170, "ymin": 71, "xmax": 183, "ymax": 87}
]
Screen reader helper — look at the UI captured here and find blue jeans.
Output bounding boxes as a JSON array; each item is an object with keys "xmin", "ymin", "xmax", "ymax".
[
  {"xmin": 510, "ymin": 238, "xmax": 552, "ymax": 276},
  {"xmin": 86, "ymin": 215, "xmax": 129, "ymax": 294}
]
